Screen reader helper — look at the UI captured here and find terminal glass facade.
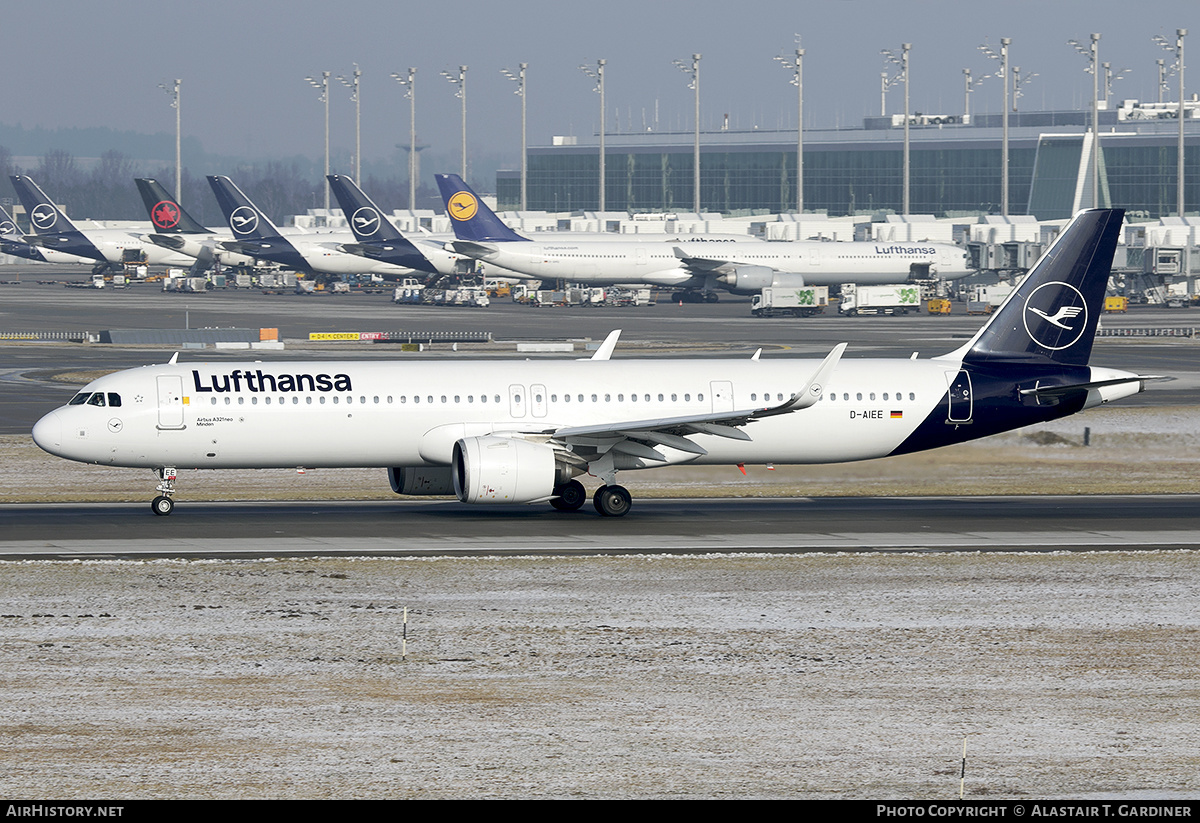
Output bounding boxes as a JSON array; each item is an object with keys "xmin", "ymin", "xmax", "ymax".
[{"xmin": 497, "ymin": 118, "xmax": 1198, "ymax": 220}]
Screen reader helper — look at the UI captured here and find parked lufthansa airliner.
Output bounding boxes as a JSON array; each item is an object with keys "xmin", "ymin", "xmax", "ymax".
[
  {"xmin": 32, "ymin": 210, "xmax": 1153, "ymax": 517},
  {"xmin": 435, "ymin": 174, "xmax": 971, "ymax": 301}
]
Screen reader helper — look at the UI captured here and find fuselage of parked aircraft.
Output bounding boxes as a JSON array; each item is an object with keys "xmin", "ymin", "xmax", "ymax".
[
  {"xmin": 434, "ymin": 173, "xmax": 971, "ymax": 296},
  {"xmin": 10, "ymin": 175, "xmax": 196, "ymax": 269}
]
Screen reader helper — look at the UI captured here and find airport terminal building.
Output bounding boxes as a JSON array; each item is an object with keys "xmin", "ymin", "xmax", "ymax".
[{"xmin": 497, "ymin": 101, "xmax": 1200, "ymax": 221}]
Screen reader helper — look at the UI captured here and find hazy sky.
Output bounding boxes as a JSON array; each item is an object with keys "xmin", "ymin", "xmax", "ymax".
[{"xmin": 5, "ymin": 0, "xmax": 1197, "ymax": 174}]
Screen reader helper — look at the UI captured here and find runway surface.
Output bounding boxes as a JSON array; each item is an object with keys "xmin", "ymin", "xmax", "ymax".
[{"xmin": 2, "ymin": 494, "xmax": 1198, "ymax": 558}]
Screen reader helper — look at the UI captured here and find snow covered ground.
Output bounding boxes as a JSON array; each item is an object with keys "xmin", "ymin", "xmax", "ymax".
[{"xmin": 2, "ymin": 551, "xmax": 1198, "ymax": 799}]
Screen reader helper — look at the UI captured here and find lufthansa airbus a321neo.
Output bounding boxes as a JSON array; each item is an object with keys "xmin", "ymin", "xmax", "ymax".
[{"xmin": 32, "ymin": 209, "xmax": 1156, "ymax": 517}]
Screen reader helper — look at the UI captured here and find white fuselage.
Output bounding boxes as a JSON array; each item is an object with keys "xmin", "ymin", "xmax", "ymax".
[
  {"xmin": 33, "ymin": 356, "xmax": 960, "ymax": 471},
  {"xmin": 463, "ymin": 238, "xmax": 970, "ymax": 288},
  {"xmin": 62, "ymin": 228, "xmax": 196, "ymax": 267}
]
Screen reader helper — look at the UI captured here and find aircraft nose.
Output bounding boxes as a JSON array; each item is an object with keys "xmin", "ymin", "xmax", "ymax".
[{"xmin": 31, "ymin": 411, "xmax": 62, "ymax": 454}]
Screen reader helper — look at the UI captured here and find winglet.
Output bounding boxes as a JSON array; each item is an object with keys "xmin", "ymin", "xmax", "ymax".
[
  {"xmin": 758, "ymin": 343, "xmax": 847, "ymax": 417},
  {"xmin": 589, "ymin": 330, "xmax": 622, "ymax": 361}
]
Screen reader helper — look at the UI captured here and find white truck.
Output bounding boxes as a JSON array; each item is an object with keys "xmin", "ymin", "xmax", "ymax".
[
  {"xmin": 837, "ymin": 283, "xmax": 920, "ymax": 316},
  {"xmin": 750, "ymin": 286, "xmax": 829, "ymax": 318}
]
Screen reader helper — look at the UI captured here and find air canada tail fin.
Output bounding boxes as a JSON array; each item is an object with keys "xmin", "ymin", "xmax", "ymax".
[
  {"xmin": 434, "ymin": 173, "xmax": 527, "ymax": 243},
  {"xmin": 10, "ymin": 175, "xmax": 82, "ymax": 235},
  {"xmin": 135, "ymin": 178, "xmax": 210, "ymax": 234},
  {"xmin": 956, "ymin": 208, "xmax": 1124, "ymax": 368},
  {"xmin": 206, "ymin": 175, "xmax": 286, "ymax": 240}
]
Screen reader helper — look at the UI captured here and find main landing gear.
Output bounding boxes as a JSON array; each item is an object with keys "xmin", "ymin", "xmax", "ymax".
[
  {"xmin": 549, "ymin": 479, "xmax": 633, "ymax": 517},
  {"xmin": 592, "ymin": 484, "xmax": 632, "ymax": 517},
  {"xmin": 151, "ymin": 467, "xmax": 177, "ymax": 516},
  {"xmin": 550, "ymin": 479, "xmax": 587, "ymax": 511},
  {"xmin": 671, "ymin": 290, "xmax": 720, "ymax": 304}
]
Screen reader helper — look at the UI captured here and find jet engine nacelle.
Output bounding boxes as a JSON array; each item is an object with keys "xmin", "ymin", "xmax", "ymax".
[
  {"xmin": 452, "ymin": 436, "xmax": 563, "ymax": 504},
  {"xmin": 388, "ymin": 466, "xmax": 456, "ymax": 495},
  {"xmin": 717, "ymin": 266, "xmax": 805, "ymax": 295}
]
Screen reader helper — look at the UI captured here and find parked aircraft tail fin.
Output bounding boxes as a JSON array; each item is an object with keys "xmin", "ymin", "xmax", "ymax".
[
  {"xmin": 434, "ymin": 173, "xmax": 528, "ymax": 243},
  {"xmin": 135, "ymin": 178, "xmax": 210, "ymax": 234},
  {"xmin": 206, "ymin": 175, "xmax": 286, "ymax": 240}
]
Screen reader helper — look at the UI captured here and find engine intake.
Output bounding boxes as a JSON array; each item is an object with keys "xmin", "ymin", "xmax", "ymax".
[
  {"xmin": 717, "ymin": 266, "xmax": 805, "ymax": 294},
  {"xmin": 452, "ymin": 436, "xmax": 564, "ymax": 504}
]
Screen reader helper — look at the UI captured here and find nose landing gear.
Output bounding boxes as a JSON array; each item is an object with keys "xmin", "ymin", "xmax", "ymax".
[{"xmin": 151, "ymin": 467, "xmax": 178, "ymax": 516}]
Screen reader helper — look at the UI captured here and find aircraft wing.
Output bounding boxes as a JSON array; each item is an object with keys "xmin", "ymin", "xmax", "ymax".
[
  {"xmin": 671, "ymin": 245, "xmax": 742, "ymax": 274},
  {"xmin": 547, "ymin": 343, "xmax": 846, "ymax": 461},
  {"xmin": 450, "ymin": 240, "xmax": 499, "ymax": 257}
]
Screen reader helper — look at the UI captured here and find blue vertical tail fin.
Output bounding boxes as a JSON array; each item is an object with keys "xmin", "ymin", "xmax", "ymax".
[
  {"xmin": 206, "ymin": 175, "xmax": 286, "ymax": 240},
  {"xmin": 10, "ymin": 175, "xmax": 83, "ymax": 236},
  {"xmin": 434, "ymin": 173, "xmax": 527, "ymax": 242},
  {"xmin": 9, "ymin": 175, "xmax": 104, "ymax": 261},
  {"xmin": 326, "ymin": 174, "xmax": 439, "ymax": 273},
  {"xmin": 956, "ymin": 208, "xmax": 1124, "ymax": 368}
]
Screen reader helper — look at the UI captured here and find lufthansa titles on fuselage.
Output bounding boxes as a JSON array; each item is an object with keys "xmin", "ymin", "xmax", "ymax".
[
  {"xmin": 873, "ymin": 245, "xmax": 939, "ymax": 255},
  {"xmin": 191, "ymin": 369, "xmax": 353, "ymax": 394}
]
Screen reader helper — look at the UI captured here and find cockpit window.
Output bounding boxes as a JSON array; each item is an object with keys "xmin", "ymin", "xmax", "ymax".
[
  {"xmin": 87, "ymin": 393, "xmax": 106, "ymax": 407},
  {"xmin": 107, "ymin": 393, "xmax": 121, "ymax": 407},
  {"xmin": 68, "ymin": 392, "xmax": 90, "ymax": 406}
]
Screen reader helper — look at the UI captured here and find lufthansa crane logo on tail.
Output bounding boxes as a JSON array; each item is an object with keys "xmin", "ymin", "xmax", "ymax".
[
  {"xmin": 230, "ymin": 206, "xmax": 258, "ymax": 236},
  {"xmin": 151, "ymin": 200, "xmax": 181, "ymax": 230},
  {"xmin": 351, "ymin": 207, "xmax": 381, "ymax": 236},
  {"xmin": 1022, "ymin": 281, "xmax": 1088, "ymax": 351},
  {"xmin": 447, "ymin": 191, "xmax": 478, "ymax": 221},
  {"xmin": 0, "ymin": 220, "xmax": 15, "ymax": 235},
  {"xmin": 30, "ymin": 204, "xmax": 57, "ymax": 230}
]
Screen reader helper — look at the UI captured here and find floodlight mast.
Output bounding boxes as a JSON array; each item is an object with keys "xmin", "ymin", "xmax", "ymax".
[
  {"xmin": 337, "ymin": 65, "xmax": 362, "ymax": 182},
  {"xmin": 882, "ymin": 44, "xmax": 910, "ymax": 214},
  {"xmin": 501, "ymin": 63, "xmax": 528, "ymax": 212},
  {"xmin": 442, "ymin": 66, "xmax": 469, "ymax": 179},
  {"xmin": 673, "ymin": 54, "xmax": 702, "ymax": 214},
  {"xmin": 306, "ymin": 71, "xmax": 331, "ymax": 212},
  {"xmin": 391, "ymin": 69, "xmax": 418, "ymax": 210},
  {"xmin": 775, "ymin": 45, "xmax": 804, "ymax": 215},
  {"xmin": 158, "ymin": 79, "xmax": 181, "ymax": 202},
  {"xmin": 1069, "ymin": 34, "xmax": 1101, "ymax": 209},
  {"xmin": 579, "ymin": 60, "xmax": 606, "ymax": 220},
  {"xmin": 980, "ymin": 39, "xmax": 1011, "ymax": 215},
  {"xmin": 1154, "ymin": 29, "xmax": 1187, "ymax": 216}
]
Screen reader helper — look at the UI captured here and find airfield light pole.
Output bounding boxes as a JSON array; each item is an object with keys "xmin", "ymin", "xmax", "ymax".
[
  {"xmin": 442, "ymin": 66, "xmax": 469, "ymax": 179},
  {"xmin": 673, "ymin": 53, "xmax": 702, "ymax": 214},
  {"xmin": 775, "ymin": 47, "xmax": 805, "ymax": 215},
  {"xmin": 158, "ymin": 78, "xmax": 181, "ymax": 201},
  {"xmin": 501, "ymin": 63, "xmax": 528, "ymax": 212},
  {"xmin": 882, "ymin": 44, "xmax": 910, "ymax": 214},
  {"xmin": 1101, "ymin": 62, "xmax": 1131, "ymax": 109},
  {"xmin": 1154, "ymin": 29, "xmax": 1187, "ymax": 216},
  {"xmin": 1069, "ymin": 35, "xmax": 1102, "ymax": 209},
  {"xmin": 980, "ymin": 39, "xmax": 1011, "ymax": 215},
  {"xmin": 1012, "ymin": 66, "xmax": 1037, "ymax": 114},
  {"xmin": 337, "ymin": 64, "xmax": 362, "ymax": 182},
  {"xmin": 306, "ymin": 71, "xmax": 331, "ymax": 213},
  {"xmin": 391, "ymin": 69, "xmax": 418, "ymax": 210},
  {"xmin": 579, "ymin": 60, "xmax": 606, "ymax": 219}
]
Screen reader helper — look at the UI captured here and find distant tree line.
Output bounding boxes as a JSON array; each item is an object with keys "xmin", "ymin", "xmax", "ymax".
[{"xmin": 0, "ymin": 146, "xmax": 441, "ymax": 228}]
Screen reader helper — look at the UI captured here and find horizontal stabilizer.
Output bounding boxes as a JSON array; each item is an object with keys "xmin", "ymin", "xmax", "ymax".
[{"xmin": 1018, "ymin": 375, "xmax": 1168, "ymax": 398}]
